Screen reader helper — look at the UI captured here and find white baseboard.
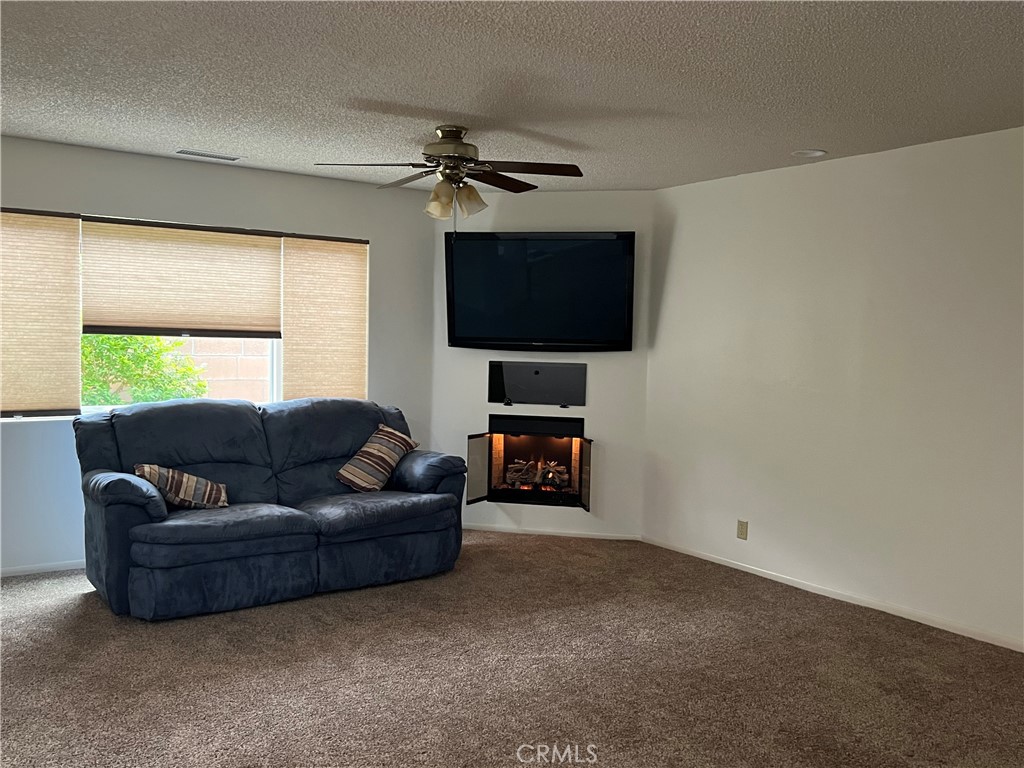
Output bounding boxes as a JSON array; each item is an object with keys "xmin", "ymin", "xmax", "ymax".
[
  {"xmin": 1, "ymin": 559, "xmax": 86, "ymax": 578},
  {"xmin": 641, "ymin": 535, "xmax": 1023, "ymax": 653},
  {"xmin": 463, "ymin": 522, "xmax": 641, "ymax": 541}
]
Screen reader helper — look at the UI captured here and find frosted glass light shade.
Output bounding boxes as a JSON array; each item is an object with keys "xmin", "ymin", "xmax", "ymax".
[
  {"xmin": 424, "ymin": 180, "xmax": 455, "ymax": 220},
  {"xmin": 456, "ymin": 183, "xmax": 488, "ymax": 217}
]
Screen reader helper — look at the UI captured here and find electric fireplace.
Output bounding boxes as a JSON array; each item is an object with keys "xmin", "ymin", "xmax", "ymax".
[{"xmin": 467, "ymin": 415, "xmax": 592, "ymax": 509}]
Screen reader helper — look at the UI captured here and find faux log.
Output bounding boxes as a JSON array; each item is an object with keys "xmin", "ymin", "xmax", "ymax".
[{"xmin": 505, "ymin": 459, "xmax": 570, "ymax": 488}]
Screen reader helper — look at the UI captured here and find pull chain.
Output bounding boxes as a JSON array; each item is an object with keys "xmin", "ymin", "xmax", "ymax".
[{"xmin": 452, "ymin": 182, "xmax": 458, "ymax": 233}]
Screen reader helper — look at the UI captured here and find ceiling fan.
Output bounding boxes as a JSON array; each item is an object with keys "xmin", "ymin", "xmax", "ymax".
[{"xmin": 315, "ymin": 125, "xmax": 583, "ymax": 219}]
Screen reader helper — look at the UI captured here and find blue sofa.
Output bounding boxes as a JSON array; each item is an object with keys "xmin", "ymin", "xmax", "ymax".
[{"xmin": 73, "ymin": 397, "xmax": 467, "ymax": 620}]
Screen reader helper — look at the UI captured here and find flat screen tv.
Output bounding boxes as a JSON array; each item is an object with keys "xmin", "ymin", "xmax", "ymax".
[{"xmin": 445, "ymin": 232, "xmax": 635, "ymax": 352}]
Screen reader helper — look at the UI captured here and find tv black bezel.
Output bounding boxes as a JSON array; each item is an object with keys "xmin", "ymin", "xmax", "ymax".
[{"xmin": 444, "ymin": 231, "xmax": 636, "ymax": 353}]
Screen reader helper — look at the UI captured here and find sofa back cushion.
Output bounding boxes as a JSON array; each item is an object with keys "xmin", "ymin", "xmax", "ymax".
[
  {"xmin": 74, "ymin": 412, "xmax": 122, "ymax": 474},
  {"xmin": 260, "ymin": 398, "xmax": 412, "ymax": 507},
  {"xmin": 109, "ymin": 399, "xmax": 277, "ymax": 504}
]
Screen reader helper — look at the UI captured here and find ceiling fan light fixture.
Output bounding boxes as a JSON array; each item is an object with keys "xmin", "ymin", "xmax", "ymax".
[
  {"xmin": 456, "ymin": 182, "xmax": 488, "ymax": 218},
  {"xmin": 319, "ymin": 124, "xmax": 582, "ymax": 207},
  {"xmin": 424, "ymin": 180, "xmax": 455, "ymax": 220}
]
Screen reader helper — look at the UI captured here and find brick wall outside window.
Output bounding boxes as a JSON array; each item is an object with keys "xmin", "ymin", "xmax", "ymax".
[{"xmin": 169, "ymin": 337, "xmax": 272, "ymax": 403}]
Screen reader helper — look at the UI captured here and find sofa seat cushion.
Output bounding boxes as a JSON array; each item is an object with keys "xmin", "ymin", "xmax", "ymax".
[
  {"xmin": 130, "ymin": 503, "xmax": 317, "ymax": 545},
  {"xmin": 320, "ymin": 508, "xmax": 458, "ymax": 545},
  {"xmin": 131, "ymin": 534, "xmax": 317, "ymax": 569},
  {"xmin": 297, "ymin": 491, "xmax": 458, "ymax": 540}
]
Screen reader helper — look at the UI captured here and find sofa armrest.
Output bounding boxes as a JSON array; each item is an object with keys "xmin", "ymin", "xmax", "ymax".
[
  {"xmin": 389, "ymin": 450, "xmax": 467, "ymax": 495},
  {"xmin": 83, "ymin": 469, "xmax": 169, "ymax": 522}
]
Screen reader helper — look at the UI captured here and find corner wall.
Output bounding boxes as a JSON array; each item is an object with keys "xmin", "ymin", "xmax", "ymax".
[
  {"xmin": 0, "ymin": 137, "xmax": 435, "ymax": 573},
  {"xmin": 429, "ymin": 191, "xmax": 655, "ymax": 539},
  {"xmin": 645, "ymin": 128, "xmax": 1024, "ymax": 648}
]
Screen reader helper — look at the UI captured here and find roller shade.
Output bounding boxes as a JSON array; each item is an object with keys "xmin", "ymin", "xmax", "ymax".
[
  {"xmin": 0, "ymin": 212, "xmax": 82, "ymax": 416},
  {"xmin": 282, "ymin": 237, "xmax": 367, "ymax": 399},
  {"xmin": 81, "ymin": 221, "xmax": 282, "ymax": 336}
]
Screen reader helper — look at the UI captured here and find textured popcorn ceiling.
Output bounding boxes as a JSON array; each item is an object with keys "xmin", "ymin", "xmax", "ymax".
[{"xmin": 2, "ymin": 1, "xmax": 1021, "ymax": 192}]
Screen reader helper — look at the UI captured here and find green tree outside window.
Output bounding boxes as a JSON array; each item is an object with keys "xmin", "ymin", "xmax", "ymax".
[{"xmin": 82, "ymin": 335, "xmax": 208, "ymax": 406}]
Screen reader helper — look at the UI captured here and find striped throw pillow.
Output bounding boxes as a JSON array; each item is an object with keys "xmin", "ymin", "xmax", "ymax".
[
  {"xmin": 134, "ymin": 464, "xmax": 229, "ymax": 509},
  {"xmin": 337, "ymin": 424, "xmax": 419, "ymax": 492}
]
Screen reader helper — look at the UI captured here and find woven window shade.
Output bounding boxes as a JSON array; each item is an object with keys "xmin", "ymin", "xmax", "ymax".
[
  {"xmin": 282, "ymin": 237, "xmax": 367, "ymax": 399},
  {"xmin": 0, "ymin": 212, "xmax": 82, "ymax": 415},
  {"xmin": 81, "ymin": 221, "xmax": 282, "ymax": 336}
]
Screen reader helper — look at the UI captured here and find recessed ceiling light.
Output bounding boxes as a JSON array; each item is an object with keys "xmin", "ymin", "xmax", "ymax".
[{"xmin": 791, "ymin": 149, "xmax": 828, "ymax": 158}]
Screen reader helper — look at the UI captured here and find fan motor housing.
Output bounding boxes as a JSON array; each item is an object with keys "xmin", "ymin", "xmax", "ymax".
[{"xmin": 423, "ymin": 124, "xmax": 479, "ymax": 162}]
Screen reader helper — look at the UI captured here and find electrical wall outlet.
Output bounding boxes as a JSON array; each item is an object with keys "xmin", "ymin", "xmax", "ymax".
[{"xmin": 736, "ymin": 520, "xmax": 749, "ymax": 540}]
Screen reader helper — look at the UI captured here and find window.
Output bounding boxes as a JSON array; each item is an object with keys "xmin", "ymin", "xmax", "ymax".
[
  {"xmin": 81, "ymin": 334, "xmax": 282, "ymax": 410},
  {"xmin": 0, "ymin": 210, "xmax": 368, "ymax": 417}
]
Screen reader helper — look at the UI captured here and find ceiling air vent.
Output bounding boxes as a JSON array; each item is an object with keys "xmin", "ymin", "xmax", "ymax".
[{"xmin": 174, "ymin": 148, "xmax": 242, "ymax": 162}]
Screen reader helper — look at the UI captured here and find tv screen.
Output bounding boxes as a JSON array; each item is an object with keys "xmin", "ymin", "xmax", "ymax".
[{"xmin": 445, "ymin": 232, "xmax": 635, "ymax": 352}]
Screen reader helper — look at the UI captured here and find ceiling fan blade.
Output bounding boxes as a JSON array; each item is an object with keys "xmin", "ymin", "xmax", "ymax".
[
  {"xmin": 476, "ymin": 161, "xmax": 583, "ymax": 177},
  {"xmin": 468, "ymin": 170, "xmax": 538, "ymax": 193},
  {"xmin": 377, "ymin": 170, "xmax": 436, "ymax": 190},
  {"xmin": 314, "ymin": 162, "xmax": 435, "ymax": 168}
]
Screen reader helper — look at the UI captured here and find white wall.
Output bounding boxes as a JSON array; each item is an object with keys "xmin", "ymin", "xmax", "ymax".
[
  {"xmin": 1, "ymin": 137, "xmax": 434, "ymax": 572},
  {"xmin": 644, "ymin": 128, "xmax": 1024, "ymax": 649},
  {"xmin": 0, "ymin": 418, "xmax": 85, "ymax": 574},
  {"xmin": 430, "ymin": 192, "xmax": 655, "ymax": 538},
  {"xmin": 3, "ymin": 132, "xmax": 1021, "ymax": 653}
]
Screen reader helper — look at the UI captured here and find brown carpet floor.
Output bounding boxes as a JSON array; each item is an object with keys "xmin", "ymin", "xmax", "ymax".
[{"xmin": 2, "ymin": 531, "xmax": 1022, "ymax": 768}]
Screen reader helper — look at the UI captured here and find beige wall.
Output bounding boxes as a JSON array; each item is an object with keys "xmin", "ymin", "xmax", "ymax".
[{"xmin": 645, "ymin": 128, "xmax": 1024, "ymax": 648}]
